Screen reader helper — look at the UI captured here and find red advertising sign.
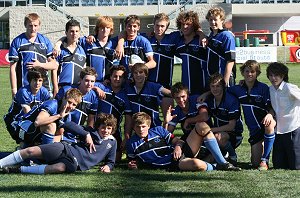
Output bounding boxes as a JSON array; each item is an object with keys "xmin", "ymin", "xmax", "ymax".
[
  {"xmin": 0, "ymin": 49, "xmax": 9, "ymax": 66},
  {"xmin": 290, "ymin": 46, "xmax": 300, "ymax": 62}
]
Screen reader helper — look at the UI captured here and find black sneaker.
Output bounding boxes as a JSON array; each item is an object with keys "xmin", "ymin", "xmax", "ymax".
[
  {"xmin": 216, "ymin": 162, "xmax": 241, "ymax": 171},
  {"xmin": 226, "ymin": 157, "xmax": 238, "ymax": 167},
  {"xmin": 0, "ymin": 166, "xmax": 21, "ymax": 174}
]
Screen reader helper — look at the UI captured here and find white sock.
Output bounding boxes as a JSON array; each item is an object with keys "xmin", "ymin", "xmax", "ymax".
[
  {"xmin": 21, "ymin": 165, "xmax": 47, "ymax": 174},
  {"xmin": 0, "ymin": 150, "xmax": 23, "ymax": 168}
]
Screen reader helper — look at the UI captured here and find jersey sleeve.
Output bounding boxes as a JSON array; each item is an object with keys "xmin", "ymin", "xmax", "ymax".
[
  {"xmin": 126, "ymin": 138, "xmax": 136, "ymax": 160},
  {"xmin": 227, "ymin": 95, "xmax": 241, "ymax": 120},
  {"xmin": 86, "ymin": 91, "xmax": 99, "ymax": 115},
  {"xmin": 40, "ymin": 100, "xmax": 57, "ymax": 116},
  {"xmin": 16, "ymin": 88, "xmax": 31, "ymax": 106},
  {"xmin": 142, "ymin": 37, "xmax": 154, "ymax": 57},
  {"xmin": 223, "ymin": 32, "xmax": 236, "ymax": 62},
  {"xmin": 9, "ymin": 37, "xmax": 20, "ymax": 63}
]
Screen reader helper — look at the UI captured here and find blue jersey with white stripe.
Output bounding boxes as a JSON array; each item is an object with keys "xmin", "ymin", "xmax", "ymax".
[
  {"xmin": 199, "ymin": 91, "xmax": 243, "ymax": 135},
  {"xmin": 126, "ymin": 126, "xmax": 175, "ymax": 166},
  {"xmin": 146, "ymin": 31, "xmax": 180, "ymax": 89},
  {"xmin": 56, "ymin": 44, "xmax": 86, "ymax": 86},
  {"xmin": 5, "ymin": 85, "xmax": 50, "ymax": 120},
  {"xmin": 228, "ymin": 81, "xmax": 271, "ymax": 136},
  {"xmin": 176, "ymin": 35, "xmax": 208, "ymax": 95},
  {"xmin": 207, "ymin": 29, "xmax": 236, "ymax": 79},
  {"xmin": 9, "ymin": 33, "xmax": 53, "ymax": 91},
  {"xmin": 80, "ymin": 36, "xmax": 115, "ymax": 82},
  {"xmin": 168, "ymin": 95, "xmax": 200, "ymax": 135},
  {"xmin": 95, "ymin": 82, "xmax": 132, "ymax": 136},
  {"xmin": 56, "ymin": 85, "xmax": 98, "ymax": 142},
  {"xmin": 125, "ymin": 81, "xmax": 163, "ymax": 127},
  {"xmin": 112, "ymin": 35, "xmax": 154, "ymax": 75}
]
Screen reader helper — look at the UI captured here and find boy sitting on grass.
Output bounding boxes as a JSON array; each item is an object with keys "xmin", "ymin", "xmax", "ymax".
[
  {"xmin": 126, "ymin": 112, "xmax": 241, "ymax": 171},
  {"xmin": 0, "ymin": 113, "xmax": 117, "ymax": 174}
]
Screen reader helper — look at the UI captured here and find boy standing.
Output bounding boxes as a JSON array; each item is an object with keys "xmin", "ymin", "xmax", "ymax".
[
  {"xmin": 53, "ymin": 19, "xmax": 86, "ymax": 95},
  {"xmin": 116, "ymin": 15, "xmax": 156, "ymax": 76},
  {"xmin": 267, "ymin": 62, "xmax": 300, "ymax": 170},
  {"xmin": 206, "ymin": 7, "xmax": 236, "ymax": 86},
  {"xmin": 228, "ymin": 60, "xmax": 276, "ymax": 170},
  {"xmin": 175, "ymin": 11, "xmax": 208, "ymax": 95},
  {"xmin": 9, "ymin": 13, "xmax": 57, "ymax": 98}
]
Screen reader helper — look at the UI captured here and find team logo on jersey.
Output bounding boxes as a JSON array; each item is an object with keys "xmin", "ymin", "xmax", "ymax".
[
  {"xmin": 78, "ymin": 55, "xmax": 84, "ymax": 62},
  {"xmin": 106, "ymin": 143, "xmax": 112, "ymax": 149},
  {"xmin": 255, "ymin": 96, "xmax": 263, "ymax": 103},
  {"xmin": 193, "ymin": 46, "xmax": 199, "ymax": 51},
  {"xmin": 134, "ymin": 48, "xmax": 139, "ymax": 54},
  {"xmin": 40, "ymin": 43, "xmax": 46, "ymax": 50},
  {"xmin": 165, "ymin": 46, "xmax": 171, "ymax": 52},
  {"xmin": 145, "ymin": 96, "xmax": 151, "ymax": 102},
  {"xmin": 118, "ymin": 100, "xmax": 125, "ymax": 107},
  {"xmin": 154, "ymin": 138, "xmax": 161, "ymax": 143}
]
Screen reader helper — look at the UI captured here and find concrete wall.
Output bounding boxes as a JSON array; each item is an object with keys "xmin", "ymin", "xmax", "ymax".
[{"xmin": 9, "ymin": 6, "xmax": 89, "ymax": 44}]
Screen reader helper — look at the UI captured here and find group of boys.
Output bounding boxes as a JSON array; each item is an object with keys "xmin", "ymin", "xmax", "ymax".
[{"xmin": 2, "ymin": 6, "xmax": 300, "ymax": 175}]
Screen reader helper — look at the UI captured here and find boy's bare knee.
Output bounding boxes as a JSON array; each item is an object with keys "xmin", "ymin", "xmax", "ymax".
[{"xmin": 194, "ymin": 122, "xmax": 211, "ymax": 137}]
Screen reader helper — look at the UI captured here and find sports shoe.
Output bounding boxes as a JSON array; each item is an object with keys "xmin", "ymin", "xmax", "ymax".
[
  {"xmin": 227, "ymin": 156, "xmax": 238, "ymax": 167},
  {"xmin": 258, "ymin": 161, "xmax": 268, "ymax": 171},
  {"xmin": 0, "ymin": 166, "xmax": 21, "ymax": 174},
  {"xmin": 216, "ymin": 162, "xmax": 241, "ymax": 171}
]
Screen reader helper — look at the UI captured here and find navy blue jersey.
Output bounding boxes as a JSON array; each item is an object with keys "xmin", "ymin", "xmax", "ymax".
[
  {"xmin": 95, "ymin": 83, "xmax": 132, "ymax": 136},
  {"xmin": 56, "ymin": 43, "xmax": 86, "ymax": 86},
  {"xmin": 79, "ymin": 36, "xmax": 115, "ymax": 82},
  {"xmin": 5, "ymin": 85, "xmax": 50, "ymax": 121},
  {"xmin": 176, "ymin": 35, "xmax": 208, "ymax": 95},
  {"xmin": 228, "ymin": 81, "xmax": 271, "ymax": 137},
  {"xmin": 146, "ymin": 31, "xmax": 180, "ymax": 89},
  {"xmin": 207, "ymin": 29, "xmax": 236, "ymax": 79},
  {"xmin": 168, "ymin": 95, "xmax": 200, "ymax": 135},
  {"xmin": 198, "ymin": 91, "xmax": 243, "ymax": 135},
  {"xmin": 126, "ymin": 126, "xmax": 175, "ymax": 166},
  {"xmin": 125, "ymin": 81, "xmax": 163, "ymax": 127},
  {"xmin": 112, "ymin": 35, "xmax": 154, "ymax": 76},
  {"xmin": 56, "ymin": 85, "xmax": 98, "ymax": 142},
  {"xmin": 9, "ymin": 33, "xmax": 53, "ymax": 91}
]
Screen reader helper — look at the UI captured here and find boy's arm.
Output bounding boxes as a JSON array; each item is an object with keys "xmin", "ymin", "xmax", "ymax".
[
  {"xmin": 145, "ymin": 55, "xmax": 156, "ymax": 69},
  {"xmin": 34, "ymin": 110, "xmax": 62, "ymax": 127},
  {"xmin": 100, "ymin": 140, "xmax": 117, "ymax": 172},
  {"xmin": 51, "ymin": 69, "xmax": 58, "ymax": 97},
  {"xmin": 53, "ymin": 36, "xmax": 66, "ymax": 58},
  {"xmin": 211, "ymin": 119, "xmax": 236, "ymax": 133},
  {"xmin": 171, "ymin": 136, "xmax": 184, "ymax": 160},
  {"xmin": 224, "ymin": 61, "xmax": 235, "ymax": 86},
  {"xmin": 121, "ymin": 114, "xmax": 132, "ymax": 151},
  {"xmin": 10, "ymin": 62, "xmax": 18, "ymax": 98},
  {"xmin": 164, "ymin": 105, "xmax": 177, "ymax": 131}
]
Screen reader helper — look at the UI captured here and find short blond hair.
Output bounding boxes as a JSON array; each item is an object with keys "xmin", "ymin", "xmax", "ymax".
[
  {"xmin": 132, "ymin": 112, "xmax": 151, "ymax": 127},
  {"xmin": 94, "ymin": 16, "xmax": 114, "ymax": 35},
  {"xmin": 24, "ymin": 13, "xmax": 41, "ymax": 27}
]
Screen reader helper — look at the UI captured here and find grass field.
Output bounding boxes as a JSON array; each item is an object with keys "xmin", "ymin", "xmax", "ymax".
[{"xmin": 1, "ymin": 64, "xmax": 300, "ymax": 197}]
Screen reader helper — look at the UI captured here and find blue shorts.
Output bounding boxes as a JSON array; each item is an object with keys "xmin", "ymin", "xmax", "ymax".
[{"xmin": 39, "ymin": 142, "xmax": 78, "ymax": 173}]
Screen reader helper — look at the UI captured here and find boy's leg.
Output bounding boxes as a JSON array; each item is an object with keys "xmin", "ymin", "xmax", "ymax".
[
  {"xmin": 40, "ymin": 123, "xmax": 56, "ymax": 144},
  {"xmin": 261, "ymin": 120, "xmax": 276, "ymax": 163},
  {"xmin": 0, "ymin": 146, "xmax": 43, "ymax": 168},
  {"xmin": 251, "ymin": 140, "xmax": 263, "ymax": 168},
  {"xmin": 289, "ymin": 128, "xmax": 300, "ymax": 170},
  {"xmin": 272, "ymin": 134, "xmax": 289, "ymax": 169},
  {"xmin": 178, "ymin": 158, "xmax": 212, "ymax": 171}
]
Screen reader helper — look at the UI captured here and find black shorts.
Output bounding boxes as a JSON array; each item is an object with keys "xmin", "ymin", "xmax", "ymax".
[
  {"xmin": 229, "ymin": 133, "xmax": 243, "ymax": 149},
  {"xmin": 248, "ymin": 131, "xmax": 264, "ymax": 146},
  {"xmin": 17, "ymin": 120, "xmax": 42, "ymax": 145},
  {"xmin": 39, "ymin": 142, "xmax": 78, "ymax": 173},
  {"xmin": 3, "ymin": 114, "xmax": 19, "ymax": 142},
  {"xmin": 168, "ymin": 142, "xmax": 195, "ymax": 171}
]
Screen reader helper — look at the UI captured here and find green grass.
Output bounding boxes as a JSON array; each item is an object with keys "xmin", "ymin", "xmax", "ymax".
[{"xmin": 1, "ymin": 64, "xmax": 300, "ymax": 197}]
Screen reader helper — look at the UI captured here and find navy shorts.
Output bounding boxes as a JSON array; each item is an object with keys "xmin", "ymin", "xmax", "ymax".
[
  {"xmin": 39, "ymin": 142, "xmax": 78, "ymax": 173},
  {"xmin": 272, "ymin": 127, "xmax": 300, "ymax": 170},
  {"xmin": 248, "ymin": 129, "xmax": 265, "ymax": 146}
]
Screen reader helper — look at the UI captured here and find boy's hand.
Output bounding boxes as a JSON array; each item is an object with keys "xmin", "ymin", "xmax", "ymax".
[
  {"xmin": 86, "ymin": 35, "xmax": 96, "ymax": 44},
  {"xmin": 165, "ymin": 106, "xmax": 177, "ymax": 123},
  {"xmin": 262, "ymin": 113, "xmax": 274, "ymax": 127},
  {"xmin": 100, "ymin": 165, "xmax": 111, "ymax": 173},
  {"xmin": 128, "ymin": 160, "xmax": 138, "ymax": 169},
  {"xmin": 173, "ymin": 144, "xmax": 182, "ymax": 160},
  {"xmin": 59, "ymin": 102, "xmax": 70, "ymax": 118},
  {"xmin": 86, "ymin": 133, "xmax": 96, "ymax": 153}
]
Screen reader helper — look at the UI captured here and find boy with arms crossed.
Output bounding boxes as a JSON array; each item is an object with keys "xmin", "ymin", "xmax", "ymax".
[{"xmin": 9, "ymin": 13, "xmax": 57, "ymax": 98}]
